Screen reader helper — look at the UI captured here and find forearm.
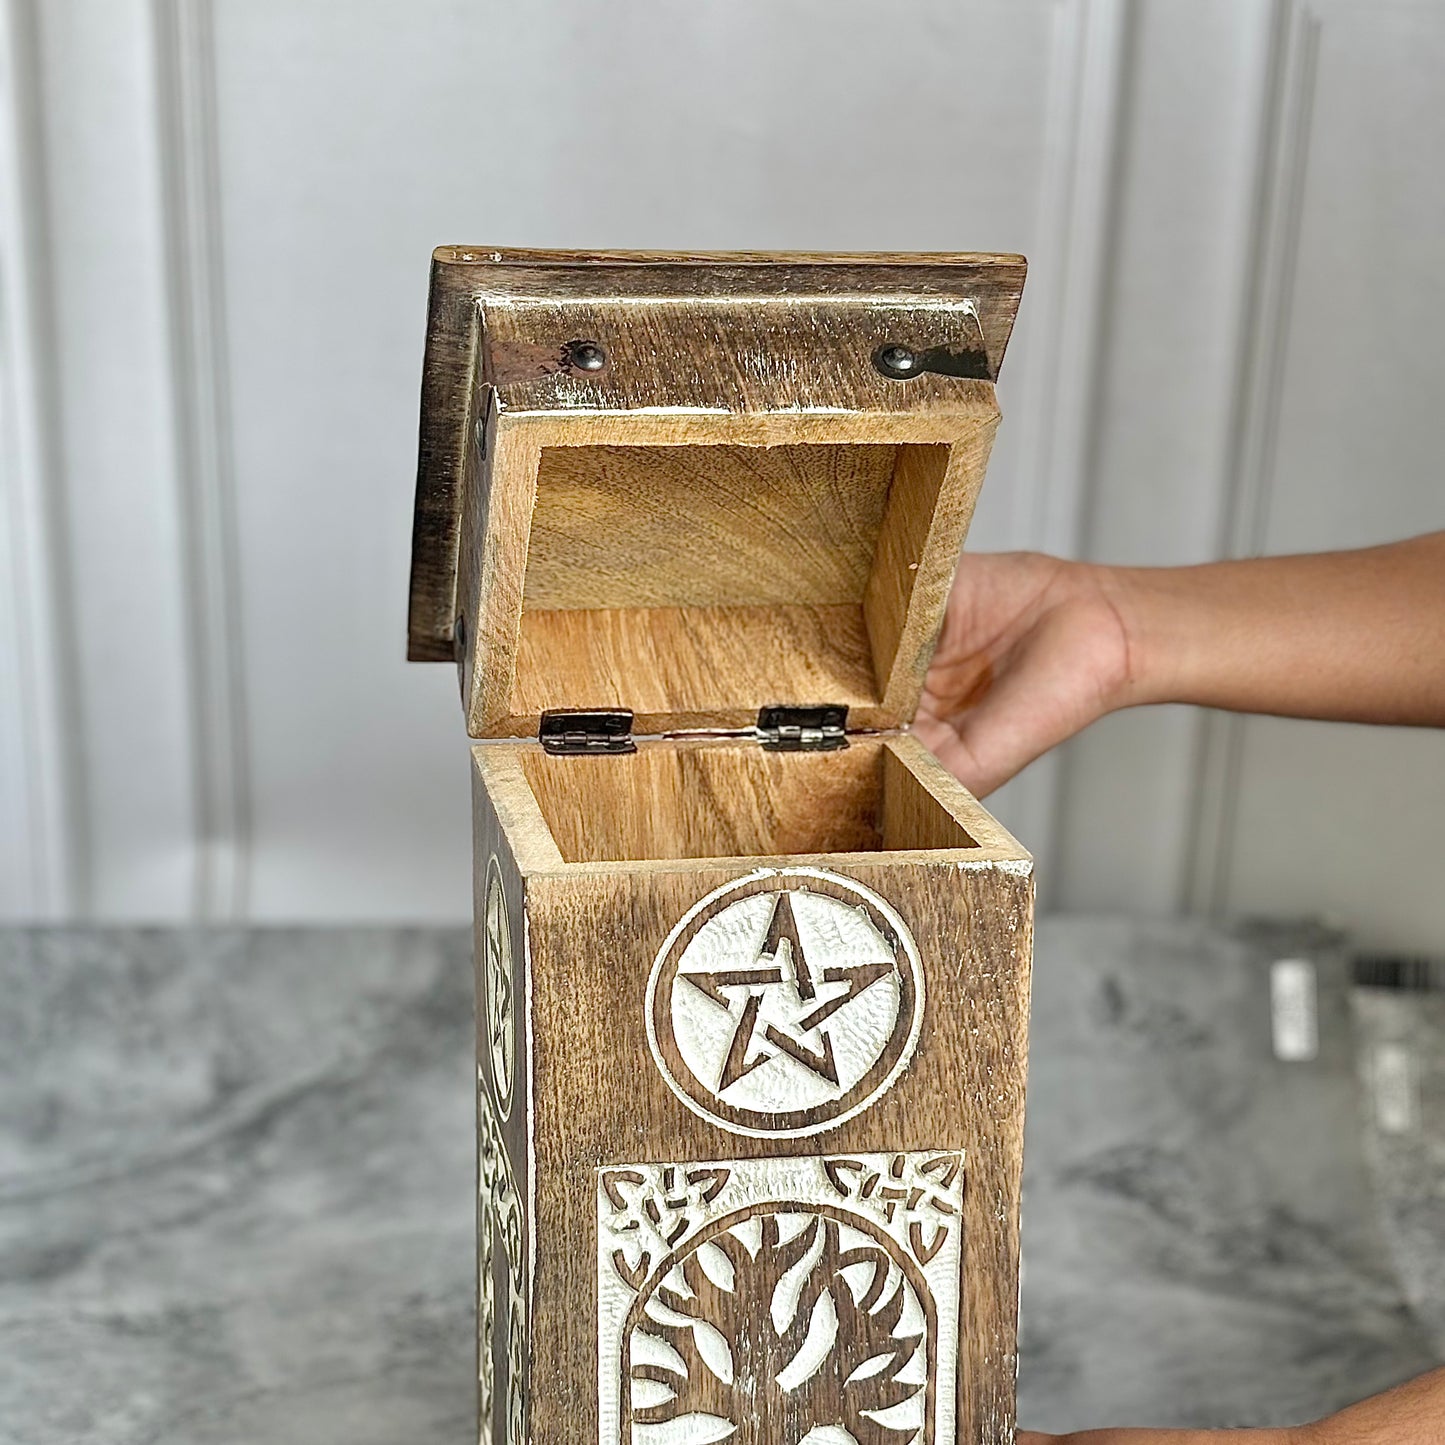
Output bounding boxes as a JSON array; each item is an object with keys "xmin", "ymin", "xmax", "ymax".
[
  {"xmin": 1304, "ymin": 1366, "xmax": 1445, "ymax": 1445},
  {"xmin": 1104, "ymin": 533, "xmax": 1445, "ymax": 724},
  {"xmin": 1019, "ymin": 1430, "xmax": 1298, "ymax": 1444},
  {"xmin": 1017, "ymin": 1366, "xmax": 1445, "ymax": 1445}
]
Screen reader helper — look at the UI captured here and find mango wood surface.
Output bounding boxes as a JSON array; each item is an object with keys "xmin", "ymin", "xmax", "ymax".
[
  {"xmin": 469, "ymin": 732, "xmax": 1034, "ymax": 1445},
  {"xmin": 476, "ymin": 731, "xmax": 1025, "ymax": 872},
  {"xmin": 514, "ymin": 735, "xmax": 979, "ymax": 864},
  {"xmin": 426, "ymin": 248, "xmax": 1034, "ymax": 1445},
  {"xmin": 470, "ymin": 766, "xmax": 532, "ymax": 1445},
  {"xmin": 511, "ymin": 604, "xmax": 877, "ymax": 733},
  {"xmin": 524, "ymin": 444, "xmax": 900, "ymax": 612},
  {"xmin": 480, "ymin": 298, "xmax": 996, "ymax": 417},
  {"xmin": 455, "ymin": 401, "xmax": 1001, "ymax": 738},
  {"xmin": 409, "ymin": 250, "xmax": 1025, "ymax": 664}
]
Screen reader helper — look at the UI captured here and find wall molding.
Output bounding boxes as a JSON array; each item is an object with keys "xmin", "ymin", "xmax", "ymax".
[
  {"xmin": 0, "ymin": 0, "xmax": 82, "ymax": 918},
  {"xmin": 1183, "ymin": 0, "xmax": 1323, "ymax": 914},
  {"xmin": 152, "ymin": 0, "xmax": 251, "ymax": 919},
  {"xmin": 1010, "ymin": 0, "xmax": 1133, "ymax": 560},
  {"xmin": 988, "ymin": 0, "xmax": 1131, "ymax": 891},
  {"xmin": 0, "ymin": 0, "xmax": 1154, "ymax": 922}
]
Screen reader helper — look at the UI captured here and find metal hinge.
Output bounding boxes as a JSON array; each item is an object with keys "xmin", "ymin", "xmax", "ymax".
[
  {"xmin": 756, "ymin": 704, "xmax": 848, "ymax": 752},
  {"xmin": 538, "ymin": 708, "xmax": 636, "ymax": 755}
]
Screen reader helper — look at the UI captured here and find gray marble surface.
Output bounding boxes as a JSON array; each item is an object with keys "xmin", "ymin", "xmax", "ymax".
[
  {"xmin": 0, "ymin": 919, "xmax": 1440, "ymax": 1444},
  {"xmin": 0, "ymin": 929, "xmax": 477, "ymax": 1444},
  {"xmin": 1352, "ymin": 985, "xmax": 1445, "ymax": 1352},
  {"xmin": 1018, "ymin": 919, "xmax": 1439, "ymax": 1433}
]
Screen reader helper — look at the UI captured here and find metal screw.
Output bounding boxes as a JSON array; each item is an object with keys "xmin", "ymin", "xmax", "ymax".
[
  {"xmin": 874, "ymin": 343, "xmax": 922, "ymax": 379},
  {"xmin": 567, "ymin": 339, "xmax": 607, "ymax": 372}
]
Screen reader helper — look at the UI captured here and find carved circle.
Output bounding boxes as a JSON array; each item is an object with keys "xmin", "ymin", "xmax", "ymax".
[
  {"xmin": 483, "ymin": 856, "xmax": 515, "ymax": 1118},
  {"xmin": 645, "ymin": 868, "xmax": 923, "ymax": 1138}
]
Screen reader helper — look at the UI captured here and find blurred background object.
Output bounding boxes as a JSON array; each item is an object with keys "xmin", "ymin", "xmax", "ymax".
[{"xmin": 2, "ymin": 1, "xmax": 1443, "ymax": 940}]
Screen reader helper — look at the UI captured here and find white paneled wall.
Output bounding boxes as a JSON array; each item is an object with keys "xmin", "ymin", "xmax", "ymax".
[
  {"xmin": 1057, "ymin": 0, "xmax": 1445, "ymax": 955},
  {"xmin": 3, "ymin": 0, "xmax": 1443, "ymax": 947},
  {"xmin": 1192, "ymin": 0, "xmax": 1445, "ymax": 949}
]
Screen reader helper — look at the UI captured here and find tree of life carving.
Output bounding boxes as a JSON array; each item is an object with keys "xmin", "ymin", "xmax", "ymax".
[
  {"xmin": 598, "ymin": 1154, "xmax": 963, "ymax": 1445},
  {"xmin": 622, "ymin": 1209, "xmax": 932, "ymax": 1445},
  {"xmin": 647, "ymin": 870, "xmax": 924, "ymax": 1138}
]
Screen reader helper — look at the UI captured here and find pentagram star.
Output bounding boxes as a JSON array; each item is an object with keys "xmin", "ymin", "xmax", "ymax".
[{"xmin": 680, "ymin": 891, "xmax": 897, "ymax": 1095}]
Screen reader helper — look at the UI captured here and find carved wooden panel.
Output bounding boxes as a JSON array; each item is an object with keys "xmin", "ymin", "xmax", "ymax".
[
  {"xmin": 482, "ymin": 857, "xmax": 517, "ymax": 1120},
  {"xmin": 645, "ymin": 870, "xmax": 924, "ymax": 1138},
  {"xmin": 471, "ymin": 735, "xmax": 1035, "ymax": 1445},
  {"xmin": 479, "ymin": 1074, "xmax": 526, "ymax": 1445},
  {"xmin": 472, "ymin": 769, "xmax": 533, "ymax": 1444},
  {"xmin": 598, "ymin": 1151, "xmax": 964, "ymax": 1445}
]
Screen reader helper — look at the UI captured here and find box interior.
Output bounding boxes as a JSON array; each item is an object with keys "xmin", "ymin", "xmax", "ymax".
[
  {"xmin": 518, "ymin": 738, "xmax": 977, "ymax": 863},
  {"xmin": 509, "ymin": 441, "xmax": 951, "ymax": 722}
]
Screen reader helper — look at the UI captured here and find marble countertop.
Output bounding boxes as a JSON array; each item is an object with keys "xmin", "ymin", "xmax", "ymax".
[{"xmin": 1, "ymin": 918, "xmax": 1440, "ymax": 1443}]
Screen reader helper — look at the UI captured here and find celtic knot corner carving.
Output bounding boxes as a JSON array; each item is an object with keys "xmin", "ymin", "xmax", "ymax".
[
  {"xmin": 823, "ymin": 1152, "xmax": 964, "ymax": 1266},
  {"xmin": 600, "ymin": 1164, "xmax": 732, "ymax": 1290}
]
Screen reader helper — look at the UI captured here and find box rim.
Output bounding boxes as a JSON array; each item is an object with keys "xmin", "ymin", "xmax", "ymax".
[{"xmin": 471, "ymin": 732, "xmax": 1032, "ymax": 877}]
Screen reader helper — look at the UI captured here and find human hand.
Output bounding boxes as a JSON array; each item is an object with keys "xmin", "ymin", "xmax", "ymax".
[
  {"xmin": 1013, "ymin": 1364, "xmax": 1445, "ymax": 1445},
  {"xmin": 916, "ymin": 535, "xmax": 1445, "ymax": 797},
  {"xmin": 1015, "ymin": 1431, "xmax": 1301, "ymax": 1445},
  {"xmin": 913, "ymin": 551, "xmax": 1136, "ymax": 797}
]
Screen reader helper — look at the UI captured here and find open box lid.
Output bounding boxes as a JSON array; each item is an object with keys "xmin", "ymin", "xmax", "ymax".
[{"xmin": 407, "ymin": 249, "xmax": 1025, "ymax": 741}]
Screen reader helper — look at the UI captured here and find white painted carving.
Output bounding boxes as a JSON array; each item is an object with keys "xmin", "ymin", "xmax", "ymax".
[
  {"xmin": 478, "ymin": 1069, "xmax": 526, "ymax": 1445},
  {"xmin": 483, "ymin": 856, "xmax": 515, "ymax": 1118},
  {"xmin": 646, "ymin": 869, "xmax": 924, "ymax": 1138},
  {"xmin": 598, "ymin": 1152, "xmax": 963, "ymax": 1445}
]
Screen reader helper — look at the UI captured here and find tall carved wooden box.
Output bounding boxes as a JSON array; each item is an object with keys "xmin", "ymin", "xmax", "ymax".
[{"xmin": 407, "ymin": 250, "xmax": 1033, "ymax": 1445}]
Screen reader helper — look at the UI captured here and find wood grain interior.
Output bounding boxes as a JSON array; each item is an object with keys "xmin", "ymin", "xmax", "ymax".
[
  {"xmin": 864, "ymin": 445, "xmax": 950, "ymax": 695},
  {"xmin": 516, "ymin": 737, "xmax": 977, "ymax": 863},
  {"xmin": 524, "ymin": 443, "xmax": 900, "ymax": 609},
  {"xmin": 510, "ymin": 604, "xmax": 878, "ymax": 728},
  {"xmin": 508, "ymin": 442, "xmax": 950, "ymax": 723}
]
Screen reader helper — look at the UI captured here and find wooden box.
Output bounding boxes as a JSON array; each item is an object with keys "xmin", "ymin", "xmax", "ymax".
[{"xmin": 407, "ymin": 250, "xmax": 1034, "ymax": 1445}]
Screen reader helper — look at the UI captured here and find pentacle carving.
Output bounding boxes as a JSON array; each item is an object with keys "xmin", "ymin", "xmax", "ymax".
[
  {"xmin": 479, "ymin": 1071, "xmax": 526, "ymax": 1445},
  {"xmin": 482, "ymin": 856, "xmax": 515, "ymax": 1118},
  {"xmin": 598, "ymin": 1153, "xmax": 964, "ymax": 1445},
  {"xmin": 646, "ymin": 868, "xmax": 924, "ymax": 1137}
]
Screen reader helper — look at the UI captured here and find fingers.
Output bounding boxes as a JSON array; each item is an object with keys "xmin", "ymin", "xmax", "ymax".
[
  {"xmin": 916, "ymin": 590, "xmax": 1131, "ymax": 794},
  {"xmin": 911, "ymin": 707, "xmax": 1001, "ymax": 794},
  {"xmin": 915, "ymin": 649, "xmax": 1104, "ymax": 796}
]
